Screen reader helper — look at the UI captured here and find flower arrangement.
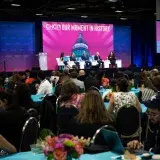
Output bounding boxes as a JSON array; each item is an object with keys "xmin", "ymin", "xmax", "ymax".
[{"xmin": 42, "ymin": 134, "xmax": 90, "ymax": 160}]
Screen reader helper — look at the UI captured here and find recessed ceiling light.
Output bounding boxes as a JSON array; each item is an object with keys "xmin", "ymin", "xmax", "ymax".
[
  {"xmin": 115, "ymin": 10, "xmax": 123, "ymax": 13},
  {"xmin": 120, "ymin": 17, "xmax": 127, "ymax": 20},
  {"xmin": 67, "ymin": 7, "xmax": 76, "ymax": 10},
  {"xmin": 36, "ymin": 13, "xmax": 43, "ymax": 16},
  {"xmin": 81, "ymin": 15, "xmax": 88, "ymax": 18},
  {"xmin": 11, "ymin": 3, "xmax": 21, "ymax": 7},
  {"xmin": 108, "ymin": 0, "xmax": 118, "ymax": 2}
]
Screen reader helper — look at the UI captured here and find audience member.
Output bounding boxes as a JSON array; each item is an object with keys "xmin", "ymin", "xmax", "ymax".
[
  {"xmin": 108, "ymin": 77, "xmax": 141, "ymax": 113},
  {"xmin": 15, "ymin": 83, "xmax": 37, "ymax": 110},
  {"xmin": 25, "ymin": 71, "xmax": 36, "ymax": 85},
  {"xmin": 0, "ymin": 135, "xmax": 17, "ymax": 153},
  {"xmin": 50, "ymin": 71, "xmax": 60, "ymax": 86},
  {"xmin": 0, "ymin": 91, "xmax": 29, "ymax": 150},
  {"xmin": 37, "ymin": 71, "xmax": 52, "ymax": 95},
  {"xmin": 67, "ymin": 90, "xmax": 114, "ymax": 138},
  {"xmin": 78, "ymin": 70, "xmax": 86, "ymax": 82},
  {"xmin": 59, "ymin": 80, "xmax": 84, "ymax": 109},
  {"xmin": 70, "ymin": 71, "xmax": 85, "ymax": 91},
  {"xmin": 84, "ymin": 71, "xmax": 100, "ymax": 91},
  {"xmin": 128, "ymin": 93, "xmax": 160, "ymax": 153}
]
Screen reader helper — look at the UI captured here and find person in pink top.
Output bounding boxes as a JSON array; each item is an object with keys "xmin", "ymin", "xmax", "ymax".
[{"xmin": 59, "ymin": 80, "xmax": 84, "ymax": 109}]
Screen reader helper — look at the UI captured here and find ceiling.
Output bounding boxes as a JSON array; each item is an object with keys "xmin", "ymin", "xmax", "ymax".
[{"xmin": 0, "ymin": 0, "xmax": 156, "ymax": 21}]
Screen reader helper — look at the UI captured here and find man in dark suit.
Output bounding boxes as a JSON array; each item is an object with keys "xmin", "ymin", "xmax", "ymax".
[
  {"xmin": 81, "ymin": 51, "xmax": 89, "ymax": 61},
  {"xmin": 94, "ymin": 52, "xmax": 101, "ymax": 61},
  {"xmin": 70, "ymin": 53, "xmax": 76, "ymax": 61},
  {"xmin": 94, "ymin": 52, "xmax": 104, "ymax": 68}
]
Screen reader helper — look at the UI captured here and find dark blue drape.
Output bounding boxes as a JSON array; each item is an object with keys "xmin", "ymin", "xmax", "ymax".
[{"xmin": 131, "ymin": 20, "xmax": 156, "ymax": 67}]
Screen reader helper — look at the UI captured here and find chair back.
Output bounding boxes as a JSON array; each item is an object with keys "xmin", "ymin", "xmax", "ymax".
[
  {"xmin": 19, "ymin": 117, "xmax": 39, "ymax": 152},
  {"xmin": 57, "ymin": 105, "xmax": 79, "ymax": 134},
  {"xmin": 116, "ymin": 105, "xmax": 141, "ymax": 140},
  {"xmin": 27, "ymin": 108, "xmax": 38, "ymax": 119},
  {"xmin": 91, "ymin": 125, "xmax": 116, "ymax": 145}
]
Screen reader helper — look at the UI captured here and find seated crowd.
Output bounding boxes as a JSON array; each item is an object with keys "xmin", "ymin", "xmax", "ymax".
[{"xmin": 0, "ymin": 67, "xmax": 160, "ymax": 155}]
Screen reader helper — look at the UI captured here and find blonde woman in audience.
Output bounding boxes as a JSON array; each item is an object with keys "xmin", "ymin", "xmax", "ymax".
[
  {"xmin": 108, "ymin": 77, "xmax": 141, "ymax": 114},
  {"xmin": 67, "ymin": 90, "xmax": 114, "ymax": 138},
  {"xmin": 59, "ymin": 80, "xmax": 84, "ymax": 109}
]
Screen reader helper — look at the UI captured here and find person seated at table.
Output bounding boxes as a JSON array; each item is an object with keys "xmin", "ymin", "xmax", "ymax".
[
  {"xmin": 60, "ymin": 52, "xmax": 64, "ymax": 61},
  {"xmin": 15, "ymin": 83, "xmax": 38, "ymax": 110},
  {"xmin": 108, "ymin": 77, "xmax": 141, "ymax": 114},
  {"xmin": 0, "ymin": 135, "xmax": 17, "ymax": 154},
  {"xmin": 0, "ymin": 91, "xmax": 29, "ymax": 150},
  {"xmin": 70, "ymin": 71, "xmax": 85, "ymax": 92},
  {"xmin": 25, "ymin": 71, "xmax": 37, "ymax": 85},
  {"xmin": 127, "ymin": 93, "xmax": 160, "ymax": 153},
  {"xmin": 67, "ymin": 90, "xmax": 114, "ymax": 138},
  {"xmin": 50, "ymin": 71, "xmax": 60, "ymax": 87},
  {"xmin": 59, "ymin": 80, "xmax": 84, "ymax": 109},
  {"xmin": 78, "ymin": 70, "xmax": 86, "ymax": 82},
  {"xmin": 84, "ymin": 71, "xmax": 100, "ymax": 91},
  {"xmin": 36, "ymin": 71, "xmax": 53, "ymax": 96},
  {"xmin": 94, "ymin": 52, "xmax": 102, "ymax": 61},
  {"xmin": 107, "ymin": 51, "xmax": 116, "ymax": 67}
]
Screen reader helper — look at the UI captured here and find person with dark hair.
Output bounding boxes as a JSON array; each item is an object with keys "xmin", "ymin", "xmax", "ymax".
[
  {"xmin": 67, "ymin": 90, "xmax": 114, "ymax": 138},
  {"xmin": 70, "ymin": 52, "xmax": 76, "ymax": 62},
  {"xmin": 108, "ymin": 51, "xmax": 116, "ymax": 67},
  {"xmin": 37, "ymin": 71, "xmax": 52, "ymax": 95},
  {"xmin": 127, "ymin": 93, "xmax": 160, "ymax": 154},
  {"xmin": 0, "ymin": 91, "xmax": 29, "ymax": 150},
  {"xmin": 84, "ymin": 71, "xmax": 100, "ymax": 91},
  {"xmin": 70, "ymin": 71, "xmax": 85, "ymax": 91},
  {"xmin": 15, "ymin": 83, "xmax": 37, "ymax": 110},
  {"xmin": 108, "ymin": 77, "xmax": 141, "ymax": 113},
  {"xmin": 60, "ymin": 52, "xmax": 64, "ymax": 61},
  {"xmin": 25, "ymin": 71, "xmax": 37, "ymax": 85},
  {"xmin": 59, "ymin": 80, "xmax": 84, "ymax": 109}
]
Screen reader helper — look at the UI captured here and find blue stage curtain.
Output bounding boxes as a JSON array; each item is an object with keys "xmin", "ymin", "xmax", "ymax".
[{"xmin": 131, "ymin": 20, "xmax": 156, "ymax": 67}]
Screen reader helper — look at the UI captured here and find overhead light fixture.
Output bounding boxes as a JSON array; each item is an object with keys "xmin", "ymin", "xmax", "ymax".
[
  {"xmin": 67, "ymin": 7, "xmax": 76, "ymax": 10},
  {"xmin": 108, "ymin": 0, "xmax": 118, "ymax": 2},
  {"xmin": 36, "ymin": 13, "xmax": 43, "ymax": 16},
  {"xmin": 120, "ymin": 17, "xmax": 127, "ymax": 20},
  {"xmin": 81, "ymin": 15, "xmax": 88, "ymax": 18},
  {"xmin": 11, "ymin": 3, "xmax": 21, "ymax": 7},
  {"xmin": 115, "ymin": 10, "xmax": 123, "ymax": 13}
]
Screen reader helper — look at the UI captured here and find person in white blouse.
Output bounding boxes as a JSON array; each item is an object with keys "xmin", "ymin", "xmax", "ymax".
[{"xmin": 37, "ymin": 71, "xmax": 53, "ymax": 95}]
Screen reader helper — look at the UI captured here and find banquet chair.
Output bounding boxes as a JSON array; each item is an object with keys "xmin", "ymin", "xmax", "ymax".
[
  {"xmin": 57, "ymin": 105, "xmax": 79, "ymax": 134},
  {"xmin": 27, "ymin": 108, "xmax": 38, "ymax": 119},
  {"xmin": 116, "ymin": 105, "xmax": 141, "ymax": 146},
  {"xmin": 19, "ymin": 117, "xmax": 39, "ymax": 152},
  {"xmin": 90, "ymin": 125, "xmax": 116, "ymax": 145}
]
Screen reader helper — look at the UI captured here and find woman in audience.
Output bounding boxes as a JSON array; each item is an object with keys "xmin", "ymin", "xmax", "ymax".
[
  {"xmin": 67, "ymin": 90, "xmax": 114, "ymax": 138},
  {"xmin": 108, "ymin": 77, "xmax": 141, "ymax": 114},
  {"xmin": 0, "ymin": 91, "xmax": 29, "ymax": 150},
  {"xmin": 0, "ymin": 135, "xmax": 17, "ymax": 153},
  {"xmin": 15, "ymin": 83, "xmax": 37, "ymax": 110},
  {"xmin": 59, "ymin": 80, "xmax": 84, "ymax": 108},
  {"xmin": 25, "ymin": 71, "xmax": 37, "ymax": 85}
]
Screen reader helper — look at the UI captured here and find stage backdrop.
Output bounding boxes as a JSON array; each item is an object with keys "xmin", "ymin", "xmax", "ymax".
[
  {"xmin": 42, "ymin": 22, "xmax": 114, "ymax": 70},
  {"xmin": 0, "ymin": 22, "xmax": 35, "ymax": 71},
  {"xmin": 157, "ymin": 21, "xmax": 160, "ymax": 53}
]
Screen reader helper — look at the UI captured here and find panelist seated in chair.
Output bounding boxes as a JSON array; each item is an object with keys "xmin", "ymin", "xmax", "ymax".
[
  {"xmin": 108, "ymin": 51, "xmax": 116, "ymax": 66},
  {"xmin": 94, "ymin": 52, "xmax": 102, "ymax": 61},
  {"xmin": 81, "ymin": 52, "xmax": 89, "ymax": 61},
  {"xmin": 70, "ymin": 52, "xmax": 76, "ymax": 61},
  {"xmin": 60, "ymin": 52, "xmax": 64, "ymax": 61},
  {"xmin": 94, "ymin": 52, "xmax": 104, "ymax": 68}
]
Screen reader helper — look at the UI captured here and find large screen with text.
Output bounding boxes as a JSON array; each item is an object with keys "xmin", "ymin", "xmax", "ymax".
[
  {"xmin": 157, "ymin": 21, "xmax": 160, "ymax": 53},
  {"xmin": 42, "ymin": 22, "xmax": 114, "ymax": 70},
  {"xmin": 0, "ymin": 22, "xmax": 35, "ymax": 71}
]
